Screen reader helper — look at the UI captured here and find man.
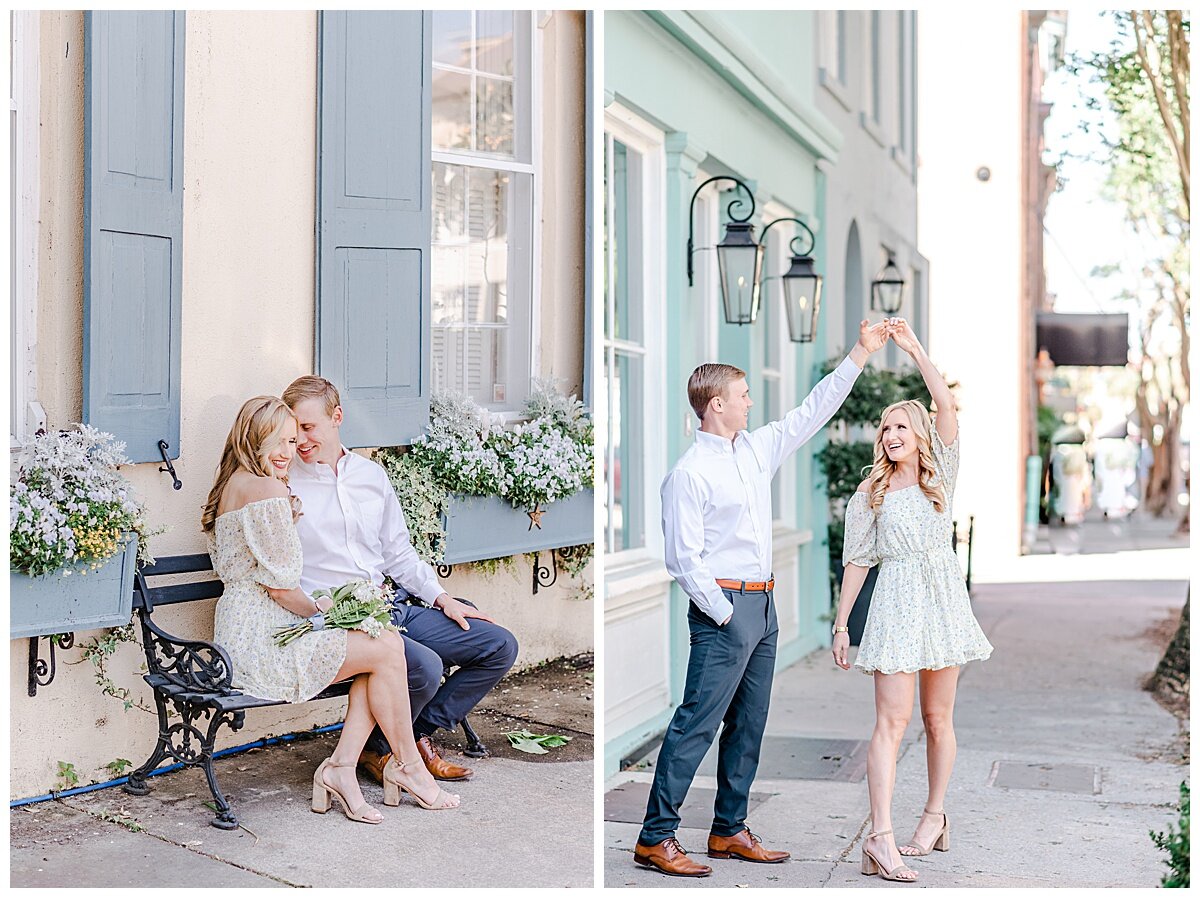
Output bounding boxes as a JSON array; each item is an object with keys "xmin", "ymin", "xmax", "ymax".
[
  {"xmin": 283, "ymin": 376, "xmax": 519, "ymax": 784},
  {"xmin": 634, "ymin": 320, "xmax": 890, "ymax": 877}
]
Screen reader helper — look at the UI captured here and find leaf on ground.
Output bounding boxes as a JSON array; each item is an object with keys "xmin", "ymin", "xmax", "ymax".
[{"xmin": 502, "ymin": 729, "xmax": 573, "ymax": 753}]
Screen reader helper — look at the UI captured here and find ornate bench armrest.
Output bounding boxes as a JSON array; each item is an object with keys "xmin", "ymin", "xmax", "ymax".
[{"xmin": 136, "ymin": 610, "xmax": 236, "ymax": 695}]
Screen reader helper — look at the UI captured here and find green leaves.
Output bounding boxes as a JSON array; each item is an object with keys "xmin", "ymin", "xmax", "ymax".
[
  {"xmin": 105, "ymin": 758, "xmax": 133, "ymax": 777},
  {"xmin": 56, "ymin": 760, "xmax": 80, "ymax": 791},
  {"xmin": 503, "ymin": 730, "xmax": 573, "ymax": 754},
  {"xmin": 1151, "ymin": 780, "xmax": 1190, "ymax": 888}
]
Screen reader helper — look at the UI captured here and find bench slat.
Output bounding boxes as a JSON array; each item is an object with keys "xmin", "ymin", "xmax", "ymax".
[
  {"xmin": 145, "ymin": 580, "xmax": 225, "ymax": 605},
  {"xmin": 141, "ymin": 553, "xmax": 215, "ymax": 577}
]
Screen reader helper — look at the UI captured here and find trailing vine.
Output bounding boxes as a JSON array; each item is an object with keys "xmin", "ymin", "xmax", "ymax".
[{"xmin": 69, "ymin": 623, "xmax": 154, "ymax": 714}]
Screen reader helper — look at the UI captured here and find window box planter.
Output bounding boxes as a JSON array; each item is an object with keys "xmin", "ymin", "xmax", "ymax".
[
  {"xmin": 442, "ymin": 490, "xmax": 594, "ymax": 565},
  {"xmin": 10, "ymin": 535, "xmax": 139, "ymax": 640}
]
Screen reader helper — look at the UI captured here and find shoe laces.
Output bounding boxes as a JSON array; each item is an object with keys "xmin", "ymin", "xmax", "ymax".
[{"xmin": 664, "ymin": 837, "xmax": 688, "ymax": 855}]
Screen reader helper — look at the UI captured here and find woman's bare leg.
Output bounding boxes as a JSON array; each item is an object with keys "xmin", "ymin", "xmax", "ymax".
[
  {"xmin": 899, "ymin": 666, "xmax": 960, "ymax": 855},
  {"xmin": 864, "ymin": 671, "xmax": 918, "ymax": 880},
  {"xmin": 320, "ymin": 674, "xmax": 382, "ymax": 820},
  {"xmin": 329, "ymin": 631, "xmax": 454, "ymax": 807}
]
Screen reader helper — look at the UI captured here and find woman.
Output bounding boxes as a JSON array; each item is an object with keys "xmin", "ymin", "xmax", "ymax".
[
  {"xmin": 201, "ymin": 396, "xmax": 460, "ymax": 824},
  {"xmin": 831, "ymin": 320, "xmax": 993, "ymax": 882}
]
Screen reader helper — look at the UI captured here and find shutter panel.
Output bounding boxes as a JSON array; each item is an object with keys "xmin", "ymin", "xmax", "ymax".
[
  {"xmin": 317, "ymin": 11, "xmax": 432, "ymax": 448},
  {"xmin": 83, "ymin": 11, "xmax": 185, "ymax": 463}
]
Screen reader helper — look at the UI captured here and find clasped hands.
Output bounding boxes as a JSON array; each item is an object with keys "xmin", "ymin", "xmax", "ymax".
[{"xmin": 854, "ymin": 317, "xmax": 922, "ymax": 359}]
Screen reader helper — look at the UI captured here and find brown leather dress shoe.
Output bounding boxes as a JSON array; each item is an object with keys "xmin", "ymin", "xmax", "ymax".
[
  {"xmin": 633, "ymin": 838, "xmax": 713, "ymax": 877},
  {"xmin": 357, "ymin": 749, "xmax": 391, "ymax": 787},
  {"xmin": 707, "ymin": 829, "xmax": 790, "ymax": 863},
  {"xmin": 417, "ymin": 735, "xmax": 473, "ymax": 781}
]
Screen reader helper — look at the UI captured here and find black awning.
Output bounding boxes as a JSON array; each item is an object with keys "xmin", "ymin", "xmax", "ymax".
[{"xmin": 1035, "ymin": 312, "xmax": 1129, "ymax": 367}]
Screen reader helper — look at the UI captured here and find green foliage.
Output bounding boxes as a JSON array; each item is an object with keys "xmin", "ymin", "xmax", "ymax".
[
  {"xmin": 74, "ymin": 624, "xmax": 153, "ymax": 713},
  {"xmin": 816, "ymin": 441, "xmax": 876, "ymax": 502},
  {"xmin": 1151, "ymin": 781, "xmax": 1190, "ymax": 887},
  {"xmin": 55, "ymin": 760, "xmax": 79, "ymax": 791},
  {"xmin": 376, "ymin": 449, "xmax": 448, "ymax": 565},
  {"xmin": 817, "ymin": 359, "xmax": 937, "ymax": 428},
  {"xmin": 105, "ymin": 758, "xmax": 133, "ymax": 778},
  {"xmin": 503, "ymin": 730, "xmax": 573, "ymax": 754}
]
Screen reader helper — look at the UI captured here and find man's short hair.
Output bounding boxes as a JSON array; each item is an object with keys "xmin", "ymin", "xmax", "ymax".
[
  {"xmin": 282, "ymin": 376, "xmax": 341, "ymax": 417},
  {"xmin": 687, "ymin": 363, "xmax": 746, "ymax": 420}
]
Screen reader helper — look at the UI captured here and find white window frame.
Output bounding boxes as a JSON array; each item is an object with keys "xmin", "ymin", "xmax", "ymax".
[
  {"xmin": 891, "ymin": 10, "xmax": 915, "ymax": 175},
  {"xmin": 11, "ymin": 11, "xmax": 43, "ymax": 450},
  {"xmin": 430, "ymin": 11, "xmax": 541, "ymax": 419},
  {"xmin": 859, "ymin": 11, "xmax": 887, "ymax": 147},
  {"xmin": 817, "ymin": 10, "xmax": 852, "ymax": 112},
  {"xmin": 603, "ymin": 103, "xmax": 666, "ymax": 566}
]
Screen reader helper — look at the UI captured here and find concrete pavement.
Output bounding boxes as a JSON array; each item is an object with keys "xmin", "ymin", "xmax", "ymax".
[
  {"xmin": 12, "ymin": 656, "xmax": 594, "ymax": 888},
  {"xmin": 604, "ymin": 514, "xmax": 1189, "ymax": 887}
]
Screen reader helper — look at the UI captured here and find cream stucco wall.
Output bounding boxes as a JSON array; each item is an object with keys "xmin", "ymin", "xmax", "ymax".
[
  {"xmin": 917, "ymin": 12, "xmax": 1024, "ymax": 574},
  {"xmin": 12, "ymin": 10, "xmax": 591, "ymax": 799}
]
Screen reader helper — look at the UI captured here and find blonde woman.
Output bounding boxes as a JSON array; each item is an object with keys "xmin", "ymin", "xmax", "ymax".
[
  {"xmin": 831, "ymin": 320, "xmax": 992, "ymax": 883},
  {"xmin": 202, "ymin": 396, "xmax": 459, "ymax": 825}
]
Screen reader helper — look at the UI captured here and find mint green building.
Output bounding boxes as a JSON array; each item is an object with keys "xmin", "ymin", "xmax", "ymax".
[{"xmin": 602, "ymin": 10, "xmax": 926, "ymax": 778}]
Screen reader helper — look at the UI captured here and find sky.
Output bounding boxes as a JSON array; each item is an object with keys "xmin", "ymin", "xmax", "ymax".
[{"xmin": 1040, "ymin": 11, "xmax": 1140, "ymax": 316}]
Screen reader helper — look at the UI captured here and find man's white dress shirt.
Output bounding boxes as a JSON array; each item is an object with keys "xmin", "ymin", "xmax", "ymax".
[
  {"xmin": 289, "ymin": 448, "xmax": 445, "ymax": 605},
  {"xmin": 661, "ymin": 356, "xmax": 864, "ymax": 625}
]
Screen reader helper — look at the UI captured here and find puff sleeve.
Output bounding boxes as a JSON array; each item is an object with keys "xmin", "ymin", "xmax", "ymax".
[
  {"xmin": 842, "ymin": 491, "xmax": 880, "ymax": 568},
  {"xmin": 241, "ymin": 497, "xmax": 304, "ymax": 589},
  {"xmin": 929, "ymin": 421, "xmax": 960, "ymax": 499}
]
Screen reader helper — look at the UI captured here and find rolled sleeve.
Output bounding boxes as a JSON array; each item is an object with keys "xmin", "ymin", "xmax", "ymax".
[{"xmin": 661, "ymin": 470, "xmax": 734, "ymax": 625}]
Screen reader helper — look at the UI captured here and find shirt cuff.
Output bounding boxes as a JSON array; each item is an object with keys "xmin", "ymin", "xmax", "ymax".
[
  {"xmin": 706, "ymin": 594, "xmax": 735, "ymax": 626},
  {"xmin": 840, "ymin": 354, "xmax": 865, "ymax": 375},
  {"xmin": 416, "ymin": 580, "xmax": 446, "ymax": 607}
]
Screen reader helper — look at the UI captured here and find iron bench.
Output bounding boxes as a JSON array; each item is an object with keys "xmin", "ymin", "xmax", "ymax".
[{"xmin": 122, "ymin": 553, "xmax": 486, "ymax": 829}]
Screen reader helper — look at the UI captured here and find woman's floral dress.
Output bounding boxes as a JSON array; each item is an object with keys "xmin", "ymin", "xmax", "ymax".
[
  {"xmin": 843, "ymin": 426, "xmax": 993, "ymax": 675},
  {"xmin": 210, "ymin": 497, "xmax": 346, "ymax": 702}
]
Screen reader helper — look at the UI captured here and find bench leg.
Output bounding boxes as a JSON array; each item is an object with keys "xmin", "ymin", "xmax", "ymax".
[
  {"xmin": 202, "ymin": 709, "xmax": 243, "ymax": 830},
  {"xmin": 461, "ymin": 716, "xmax": 488, "ymax": 758},
  {"xmin": 123, "ymin": 694, "xmax": 172, "ymax": 796}
]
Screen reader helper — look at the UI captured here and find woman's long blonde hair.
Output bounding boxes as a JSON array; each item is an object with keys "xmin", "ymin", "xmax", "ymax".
[
  {"xmin": 201, "ymin": 396, "xmax": 297, "ymax": 533},
  {"xmin": 862, "ymin": 399, "xmax": 946, "ymax": 514}
]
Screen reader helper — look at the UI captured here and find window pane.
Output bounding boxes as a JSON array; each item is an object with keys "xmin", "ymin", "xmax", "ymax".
[
  {"xmin": 432, "ymin": 11, "xmax": 471, "ymax": 67},
  {"xmin": 432, "ymin": 166, "xmax": 532, "ymax": 409},
  {"xmin": 432, "ymin": 68, "xmax": 471, "ymax": 150},
  {"xmin": 607, "ymin": 351, "xmax": 645, "ymax": 551},
  {"xmin": 607, "ymin": 137, "xmax": 644, "ymax": 344},
  {"xmin": 475, "ymin": 11, "xmax": 514, "ymax": 76},
  {"xmin": 476, "ymin": 76, "xmax": 514, "ymax": 155}
]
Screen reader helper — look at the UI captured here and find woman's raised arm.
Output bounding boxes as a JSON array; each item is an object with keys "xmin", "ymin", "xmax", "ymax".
[{"xmin": 889, "ymin": 317, "xmax": 956, "ymax": 444}]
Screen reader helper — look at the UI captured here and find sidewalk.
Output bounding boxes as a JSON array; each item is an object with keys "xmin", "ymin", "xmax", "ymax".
[
  {"xmin": 12, "ymin": 655, "xmax": 594, "ymax": 888},
  {"xmin": 603, "ymin": 520, "xmax": 1189, "ymax": 888}
]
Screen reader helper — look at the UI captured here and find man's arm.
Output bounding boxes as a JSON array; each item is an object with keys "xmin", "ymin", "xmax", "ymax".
[
  {"xmin": 662, "ymin": 470, "xmax": 734, "ymax": 625},
  {"xmin": 749, "ymin": 320, "xmax": 887, "ymax": 472}
]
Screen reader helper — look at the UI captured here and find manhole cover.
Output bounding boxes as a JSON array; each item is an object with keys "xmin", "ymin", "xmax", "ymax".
[
  {"xmin": 697, "ymin": 736, "xmax": 869, "ymax": 782},
  {"xmin": 988, "ymin": 761, "xmax": 1100, "ymax": 794},
  {"xmin": 603, "ymin": 781, "xmax": 775, "ymax": 826}
]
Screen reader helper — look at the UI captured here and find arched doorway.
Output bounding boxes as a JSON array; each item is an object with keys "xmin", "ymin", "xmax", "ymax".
[{"xmin": 844, "ymin": 221, "xmax": 864, "ymax": 354}]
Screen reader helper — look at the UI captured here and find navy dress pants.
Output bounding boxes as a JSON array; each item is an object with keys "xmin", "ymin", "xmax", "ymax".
[
  {"xmin": 365, "ymin": 601, "xmax": 519, "ymax": 754},
  {"xmin": 639, "ymin": 588, "xmax": 779, "ymax": 847}
]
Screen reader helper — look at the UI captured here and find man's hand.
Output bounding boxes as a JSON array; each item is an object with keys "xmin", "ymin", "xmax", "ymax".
[
  {"xmin": 433, "ymin": 593, "xmax": 496, "ymax": 631},
  {"xmin": 721, "ymin": 614, "xmax": 733, "ymax": 626},
  {"xmin": 849, "ymin": 320, "xmax": 890, "ymax": 366}
]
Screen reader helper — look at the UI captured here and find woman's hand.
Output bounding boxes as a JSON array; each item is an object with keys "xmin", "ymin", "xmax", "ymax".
[
  {"xmin": 832, "ymin": 632, "xmax": 851, "ymax": 670},
  {"xmin": 313, "ymin": 595, "xmax": 333, "ymax": 614},
  {"xmin": 887, "ymin": 317, "xmax": 922, "ymax": 357}
]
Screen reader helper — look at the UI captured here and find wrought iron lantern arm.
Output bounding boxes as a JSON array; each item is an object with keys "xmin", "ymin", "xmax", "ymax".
[
  {"xmin": 759, "ymin": 216, "xmax": 817, "ymax": 258},
  {"xmin": 687, "ymin": 176, "xmax": 756, "ymax": 286}
]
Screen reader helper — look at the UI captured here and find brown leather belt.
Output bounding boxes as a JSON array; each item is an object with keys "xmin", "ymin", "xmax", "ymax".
[{"xmin": 715, "ymin": 578, "xmax": 775, "ymax": 593}]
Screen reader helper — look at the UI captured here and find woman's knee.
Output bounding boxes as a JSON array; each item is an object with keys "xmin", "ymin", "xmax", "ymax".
[
  {"xmin": 922, "ymin": 710, "xmax": 954, "ymax": 741},
  {"xmin": 875, "ymin": 714, "xmax": 910, "ymax": 742}
]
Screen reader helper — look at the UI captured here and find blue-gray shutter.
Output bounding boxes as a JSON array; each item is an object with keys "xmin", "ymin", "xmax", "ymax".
[
  {"xmin": 83, "ymin": 11, "xmax": 185, "ymax": 464},
  {"xmin": 317, "ymin": 11, "xmax": 432, "ymax": 448}
]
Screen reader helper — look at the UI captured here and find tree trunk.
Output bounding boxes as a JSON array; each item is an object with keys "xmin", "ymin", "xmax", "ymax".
[{"xmin": 1149, "ymin": 591, "xmax": 1190, "ymax": 710}]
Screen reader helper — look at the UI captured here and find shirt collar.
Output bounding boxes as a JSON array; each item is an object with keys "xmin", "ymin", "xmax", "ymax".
[
  {"xmin": 695, "ymin": 429, "xmax": 741, "ymax": 454},
  {"xmin": 292, "ymin": 445, "xmax": 353, "ymax": 481}
]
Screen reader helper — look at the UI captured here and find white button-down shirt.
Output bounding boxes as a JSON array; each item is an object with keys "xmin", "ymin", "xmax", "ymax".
[
  {"xmin": 661, "ymin": 356, "xmax": 864, "ymax": 624},
  {"xmin": 289, "ymin": 448, "xmax": 445, "ymax": 605}
]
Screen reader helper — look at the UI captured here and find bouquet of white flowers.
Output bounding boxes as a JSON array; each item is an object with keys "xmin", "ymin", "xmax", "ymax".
[{"xmin": 274, "ymin": 579, "xmax": 400, "ymax": 647}]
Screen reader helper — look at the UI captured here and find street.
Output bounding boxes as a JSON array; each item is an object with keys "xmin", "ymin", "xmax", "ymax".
[{"xmin": 604, "ymin": 513, "xmax": 1189, "ymax": 887}]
